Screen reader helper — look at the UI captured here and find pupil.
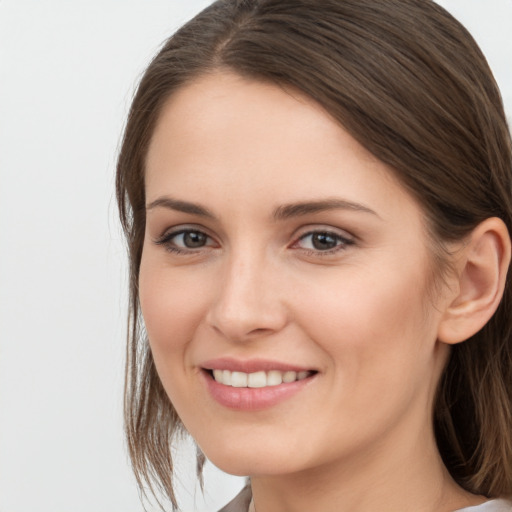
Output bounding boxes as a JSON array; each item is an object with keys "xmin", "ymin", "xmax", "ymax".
[
  {"xmin": 312, "ymin": 233, "xmax": 337, "ymax": 250},
  {"xmin": 184, "ymin": 231, "xmax": 206, "ymax": 248}
]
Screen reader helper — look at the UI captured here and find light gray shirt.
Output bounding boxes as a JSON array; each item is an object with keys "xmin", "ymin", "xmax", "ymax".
[
  {"xmin": 458, "ymin": 500, "xmax": 512, "ymax": 512},
  {"xmin": 218, "ymin": 487, "xmax": 512, "ymax": 512}
]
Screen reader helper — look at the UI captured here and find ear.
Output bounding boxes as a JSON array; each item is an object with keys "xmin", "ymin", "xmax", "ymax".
[{"xmin": 437, "ymin": 217, "xmax": 511, "ymax": 345}]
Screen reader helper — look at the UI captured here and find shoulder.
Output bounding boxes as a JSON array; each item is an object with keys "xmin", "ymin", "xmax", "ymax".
[{"xmin": 217, "ymin": 485, "xmax": 252, "ymax": 512}]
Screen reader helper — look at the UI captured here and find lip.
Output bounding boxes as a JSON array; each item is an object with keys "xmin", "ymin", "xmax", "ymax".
[
  {"xmin": 201, "ymin": 357, "xmax": 315, "ymax": 374},
  {"xmin": 200, "ymin": 358, "xmax": 318, "ymax": 411}
]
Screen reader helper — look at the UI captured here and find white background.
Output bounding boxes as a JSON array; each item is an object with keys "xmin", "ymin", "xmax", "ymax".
[{"xmin": 0, "ymin": 1, "xmax": 511, "ymax": 511}]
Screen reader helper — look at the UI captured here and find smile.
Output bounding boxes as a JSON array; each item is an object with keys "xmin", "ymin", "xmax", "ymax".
[
  {"xmin": 201, "ymin": 360, "xmax": 318, "ymax": 410},
  {"xmin": 211, "ymin": 369, "xmax": 313, "ymax": 388}
]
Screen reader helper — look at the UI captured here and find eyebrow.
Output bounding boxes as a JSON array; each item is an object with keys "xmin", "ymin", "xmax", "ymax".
[
  {"xmin": 146, "ymin": 197, "xmax": 216, "ymax": 218},
  {"xmin": 273, "ymin": 198, "xmax": 379, "ymax": 220},
  {"xmin": 145, "ymin": 196, "xmax": 379, "ymax": 220}
]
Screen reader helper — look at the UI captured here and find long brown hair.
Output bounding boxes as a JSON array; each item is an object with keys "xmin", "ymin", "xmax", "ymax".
[{"xmin": 116, "ymin": 0, "xmax": 512, "ymax": 508}]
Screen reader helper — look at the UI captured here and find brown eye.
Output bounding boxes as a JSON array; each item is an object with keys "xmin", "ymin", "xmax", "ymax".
[
  {"xmin": 310, "ymin": 233, "xmax": 339, "ymax": 250},
  {"xmin": 155, "ymin": 228, "xmax": 215, "ymax": 253},
  {"xmin": 295, "ymin": 230, "xmax": 354, "ymax": 253},
  {"xmin": 181, "ymin": 231, "xmax": 208, "ymax": 248}
]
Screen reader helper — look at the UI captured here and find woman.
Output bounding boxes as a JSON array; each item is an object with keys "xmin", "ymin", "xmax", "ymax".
[{"xmin": 116, "ymin": 0, "xmax": 512, "ymax": 510}]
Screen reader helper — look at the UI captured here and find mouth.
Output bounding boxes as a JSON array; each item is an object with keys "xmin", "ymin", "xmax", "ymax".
[
  {"xmin": 200, "ymin": 360, "xmax": 318, "ymax": 410},
  {"xmin": 205, "ymin": 368, "xmax": 315, "ymax": 388}
]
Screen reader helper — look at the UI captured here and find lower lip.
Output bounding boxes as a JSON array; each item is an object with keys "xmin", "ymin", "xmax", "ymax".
[{"xmin": 202, "ymin": 371, "xmax": 316, "ymax": 411}]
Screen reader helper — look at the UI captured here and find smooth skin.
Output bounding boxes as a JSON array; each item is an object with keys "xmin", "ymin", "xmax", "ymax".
[{"xmin": 139, "ymin": 72, "xmax": 510, "ymax": 512}]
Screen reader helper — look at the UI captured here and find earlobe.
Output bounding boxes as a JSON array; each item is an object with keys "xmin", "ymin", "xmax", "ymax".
[{"xmin": 437, "ymin": 217, "xmax": 511, "ymax": 345}]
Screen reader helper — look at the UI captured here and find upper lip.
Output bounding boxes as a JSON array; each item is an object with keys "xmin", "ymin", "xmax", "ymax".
[{"xmin": 201, "ymin": 357, "xmax": 316, "ymax": 374}]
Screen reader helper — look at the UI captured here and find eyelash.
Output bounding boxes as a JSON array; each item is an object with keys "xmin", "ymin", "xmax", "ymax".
[
  {"xmin": 293, "ymin": 230, "xmax": 355, "ymax": 256},
  {"xmin": 154, "ymin": 228, "xmax": 355, "ymax": 256},
  {"xmin": 154, "ymin": 228, "xmax": 216, "ymax": 255}
]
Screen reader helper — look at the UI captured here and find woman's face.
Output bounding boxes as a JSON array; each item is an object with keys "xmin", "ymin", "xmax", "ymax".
[{"xmin": 140, "ymin": 72, "xmax": 452, "ymax": 477}]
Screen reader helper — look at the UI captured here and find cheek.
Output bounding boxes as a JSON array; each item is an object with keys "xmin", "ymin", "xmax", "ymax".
[
  {"xmin": 294, "ymin": 260, "xmax": 438, "ymax": 388},
  {"xmin": 288, "ymin": 265, "xmax": 443, "ymax": 458},
  {"xmin": 138, "ymin": 255, "xmax": 209, "ymax": 362}
]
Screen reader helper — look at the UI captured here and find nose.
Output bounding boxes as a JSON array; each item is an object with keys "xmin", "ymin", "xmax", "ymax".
[{"xmin": 206, "ymin": 251, "xmax": 288, "ymax": 342}]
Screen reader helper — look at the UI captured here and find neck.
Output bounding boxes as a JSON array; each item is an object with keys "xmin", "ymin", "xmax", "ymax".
[{"xmin": 249, "ymin": 420, "xmax": 481, "ymax": 512}]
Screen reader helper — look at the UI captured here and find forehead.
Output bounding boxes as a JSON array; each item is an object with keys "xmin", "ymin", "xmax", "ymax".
[
  {"xmin": 146, "ymin": 71, "xmax": 378, "ymax": 174},
  {"xmin": 145, "ymin": 71, "xmax": 422, "ymax": 227}
]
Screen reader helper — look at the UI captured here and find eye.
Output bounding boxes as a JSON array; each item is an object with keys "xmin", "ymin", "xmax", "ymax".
[
  {"xmin": 154, "ymin": 228, "xmax": 216, "ymax": 253},
  {"xmin": 294, "ymin": 230, "xmax": 354, "ymax": 253},
  {"xmin": 174, "ymin": 231, "xmax": 208, "ymax": 248}
]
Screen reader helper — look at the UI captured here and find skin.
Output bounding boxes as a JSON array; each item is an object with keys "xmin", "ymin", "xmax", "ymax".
[{"xmin": 139, "ymin": 72, "xmax": 485, "ymax": 511}]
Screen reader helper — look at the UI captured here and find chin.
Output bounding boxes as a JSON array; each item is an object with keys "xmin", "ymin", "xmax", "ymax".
[
  {"xmin": 209, "ymin": 455, "xmax": 295, "ymax": 478},
  {"xmin": 198, "ymin": 437, "xmax": 301, "ymax": 477}
]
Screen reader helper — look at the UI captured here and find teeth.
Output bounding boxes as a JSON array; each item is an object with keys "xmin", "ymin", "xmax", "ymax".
[
  {"xmin": 231, "ymin": 371, "xmax": 248, "ymax": 388},
  {"xmin": 267, "ymin": 370, "xmax": 283, "ymax": 386},
  {"xmin": 248, "ymin": 371, "xmax": 267, "ymax": 388},
  {"xmin": 282, "ymin": 371, "xmax": 297, "ymax": 383},
  {"xmin": 211, "ymin": 369, "xmax": 313, "ymax": 387},
  {"xmin": 222, "ymin": 369, "xmax": 232, "ymax": 386}
]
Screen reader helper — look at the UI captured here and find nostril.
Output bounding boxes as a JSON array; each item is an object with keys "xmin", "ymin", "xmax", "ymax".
[{"xmin": 248, "ymin": 327, "xmax": 274, "ymax": 336}]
